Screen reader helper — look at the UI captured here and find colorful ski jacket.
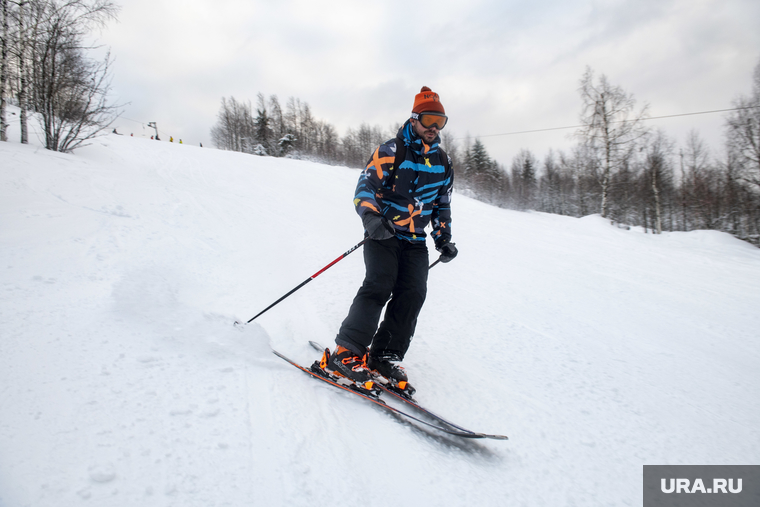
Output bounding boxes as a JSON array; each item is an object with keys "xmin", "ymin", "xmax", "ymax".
[{"xmin": 354, "ymin": 120, "xmax": 453, "ymax": 245}]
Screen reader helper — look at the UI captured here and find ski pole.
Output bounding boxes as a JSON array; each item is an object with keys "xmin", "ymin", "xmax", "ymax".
[{"xmin": 237, "ymin": 239, "xmax": 367, "ymax": 325}]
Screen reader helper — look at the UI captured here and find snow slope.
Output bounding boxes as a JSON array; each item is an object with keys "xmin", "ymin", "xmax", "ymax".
[{"xmin": 1, "ymin": 122, "xmax": 759, "ymax": 506}]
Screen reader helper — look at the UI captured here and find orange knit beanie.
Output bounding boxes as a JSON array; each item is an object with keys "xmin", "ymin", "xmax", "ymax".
[{"xmin": 411, "ymin": 86, "xmax": 445, "ymax": 115}]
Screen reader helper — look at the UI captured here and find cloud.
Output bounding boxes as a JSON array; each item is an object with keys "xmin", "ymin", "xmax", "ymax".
[{"xmin": 100, "ymin": 0, "xmax": 760, "ymax": 164}]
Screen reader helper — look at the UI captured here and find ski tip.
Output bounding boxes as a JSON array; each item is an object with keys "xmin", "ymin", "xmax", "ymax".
[
  {"xmin": 308, "ymin": 340, "xmax": 325, "ymax": 351},
  {"xmin": 460, "ymin": 432, "xmax": 509, "ymax": 440}
]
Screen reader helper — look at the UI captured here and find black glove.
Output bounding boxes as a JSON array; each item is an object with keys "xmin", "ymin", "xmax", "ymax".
[
  {"xmin": 362, "ymin": 212, "xmax": 395, "ymax": 240},
  {"xmin": 436, "ymin": 240, "xmax": 458, "ymax": 263}
]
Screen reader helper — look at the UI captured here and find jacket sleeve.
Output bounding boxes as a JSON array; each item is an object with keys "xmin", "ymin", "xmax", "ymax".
[
  {"xmin": 353, "ymin": 140, "xmax": 396, "ymax": 217},
  {"xmin": 431, "ymin": 155, "xmax": 453, "ymax": 245}
]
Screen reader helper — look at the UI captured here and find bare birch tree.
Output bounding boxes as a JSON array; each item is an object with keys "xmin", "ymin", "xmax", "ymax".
[
  {"xmin": 1, "ymin": 0, "xmax": 9, "ymax": 141},
  {"xmin": 16, "ymin": 0, "xmax": 30, "ymax": 143},
  {"xmin": 725, "ymin": 59, "xmax": 760, "ymax": 190},
  {"xmin": 30, "ymin": 0, "xmax": 119, "ymax": 152},
  {"xmin": 643, "ymin": 130, "xmax": 675, "ymax": 234},
  {"xmin": 576, "ymin": 67, "xmax": 649, "ymax": 218},
  {"xmin": 1, "ymin": 0, "xmax": 33, "ymax": 143},
  {"xmin": 210, "ymin": 96, "xmax": 255, "ymax": 152}
]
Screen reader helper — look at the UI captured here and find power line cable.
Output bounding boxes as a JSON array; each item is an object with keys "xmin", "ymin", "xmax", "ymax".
[{"xmin": 464, "ymin": 105, "xmax": 759, "ymax": 140}]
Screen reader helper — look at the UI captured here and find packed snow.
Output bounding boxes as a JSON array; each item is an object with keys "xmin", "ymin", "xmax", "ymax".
[{"xmin": 1, "ymin": 111, "xmax": 759, "ymax": 506}]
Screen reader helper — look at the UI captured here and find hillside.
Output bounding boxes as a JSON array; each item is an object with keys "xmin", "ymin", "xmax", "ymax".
[{"xmin": 1, "ymin": 129, "xmax": 759, "ymax": 506}]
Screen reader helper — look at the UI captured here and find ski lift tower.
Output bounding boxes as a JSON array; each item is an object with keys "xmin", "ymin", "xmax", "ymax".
[{"xmin": 147, "ymin": 122, "xmax": 160, "ymax": 140}]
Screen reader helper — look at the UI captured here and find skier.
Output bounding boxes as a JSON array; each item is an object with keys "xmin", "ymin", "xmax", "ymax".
[{"xmin": 325, "ymin": 86, "xmax": 458, "ymax": 389}]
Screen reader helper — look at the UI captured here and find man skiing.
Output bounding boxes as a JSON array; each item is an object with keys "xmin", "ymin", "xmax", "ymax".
[{"xmin": 325, "ymin": 86, "xmax": 458, "ymax": 391}]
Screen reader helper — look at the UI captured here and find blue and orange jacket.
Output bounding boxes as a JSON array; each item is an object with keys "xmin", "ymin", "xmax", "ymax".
[{"xmin": 354, "ymin": 121, "xmax": 453, "ymax": 245}]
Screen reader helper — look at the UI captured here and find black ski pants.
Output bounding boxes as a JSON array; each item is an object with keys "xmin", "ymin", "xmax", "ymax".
[{"xmin": 335, "ymin": 237, "xmax": 429, "ymax": 360}]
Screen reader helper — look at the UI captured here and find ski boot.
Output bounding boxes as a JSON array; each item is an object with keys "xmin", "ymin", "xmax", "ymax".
[
  {"xmin": 312, "ymin": 346, "xmax": 375, "ymax": 395},
  {"xmin": 368, "ymin": 353, "xmax": 416, "ymax": 398}
]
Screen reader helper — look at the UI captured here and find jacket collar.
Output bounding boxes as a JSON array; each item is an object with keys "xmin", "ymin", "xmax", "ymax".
[{"xmin": 399, "ymin": 119, "xmax": 440, "ymax": 155}]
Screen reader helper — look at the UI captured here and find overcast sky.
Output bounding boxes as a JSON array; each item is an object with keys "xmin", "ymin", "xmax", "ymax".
[{"xmin": 99, "ymin": 0, "xmax": 760, "ymax": 166}]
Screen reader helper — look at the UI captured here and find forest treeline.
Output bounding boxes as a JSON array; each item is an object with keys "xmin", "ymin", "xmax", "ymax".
[
  {"xmin": 209, "ymin": 92, "xmax": 396, "ymax": 167},
  {"xmin": 211, "ymin": 63, "xmax": 760, "ymax": 246},
  {"xmin": 462, "ymin": 65, "xmax": 760, "ymax": 246}
]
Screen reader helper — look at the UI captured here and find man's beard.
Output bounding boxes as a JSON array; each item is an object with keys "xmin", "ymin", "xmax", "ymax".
[
  {"xmin": 412, "ymin": 120, "xmax": 439, "ymax": 144},
  {"xmin": 421, "ymin": 130, "xmax": 437, "ymax": 143}
]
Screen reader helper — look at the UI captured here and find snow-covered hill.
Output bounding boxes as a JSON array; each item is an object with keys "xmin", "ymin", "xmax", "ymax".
[{"xmin": 1, "ymin": 123, "xmax": 759, "ymax": 506}]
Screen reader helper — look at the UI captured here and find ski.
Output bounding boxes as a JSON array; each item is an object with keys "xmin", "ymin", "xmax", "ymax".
[
  {"xmin": 372, "ymin": 383, "xmax": 509, "ymax": 439},
  {"xmin": 306, "ymin": 341, "xmax": 509, "ymax": 440},
  {"xmin": 271, "ymin": 348, "xmax": 501, "ymax": 440}
]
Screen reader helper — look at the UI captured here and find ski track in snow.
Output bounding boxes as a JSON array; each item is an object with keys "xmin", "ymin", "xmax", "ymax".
[{"xmin": 1, "ymin": 110, "xmax": 759, "ymax": 506}]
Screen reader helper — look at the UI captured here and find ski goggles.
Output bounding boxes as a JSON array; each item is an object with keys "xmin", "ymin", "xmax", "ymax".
[{"xmin": 411, "ymin": 112, "xmax": 448, "ymax": 130}]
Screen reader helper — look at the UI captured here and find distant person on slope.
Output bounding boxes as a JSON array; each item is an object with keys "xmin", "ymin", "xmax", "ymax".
[{"xmin": 323, "ymin": 86, "xmax": 457, "ymax": 393}]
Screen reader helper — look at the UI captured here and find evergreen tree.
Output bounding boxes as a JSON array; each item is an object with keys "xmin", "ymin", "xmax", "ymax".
[
  {"xmin": 510, "ymin": 149, "xmax": 539, "ymax": 210},
  {"xmin": 467, "ymin": 139, "xmax": 506, "ymax": 203},
  {"xmin": 469, "ymin": 139, "xmax": 490, "ymax": 173},
  {"xmin": 254, "ymin": 93, "xmax": 271, "ymax": 154},
  {"xmin": 268, "ymin": 94, "xmax": 285, "ymax": 155}
]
